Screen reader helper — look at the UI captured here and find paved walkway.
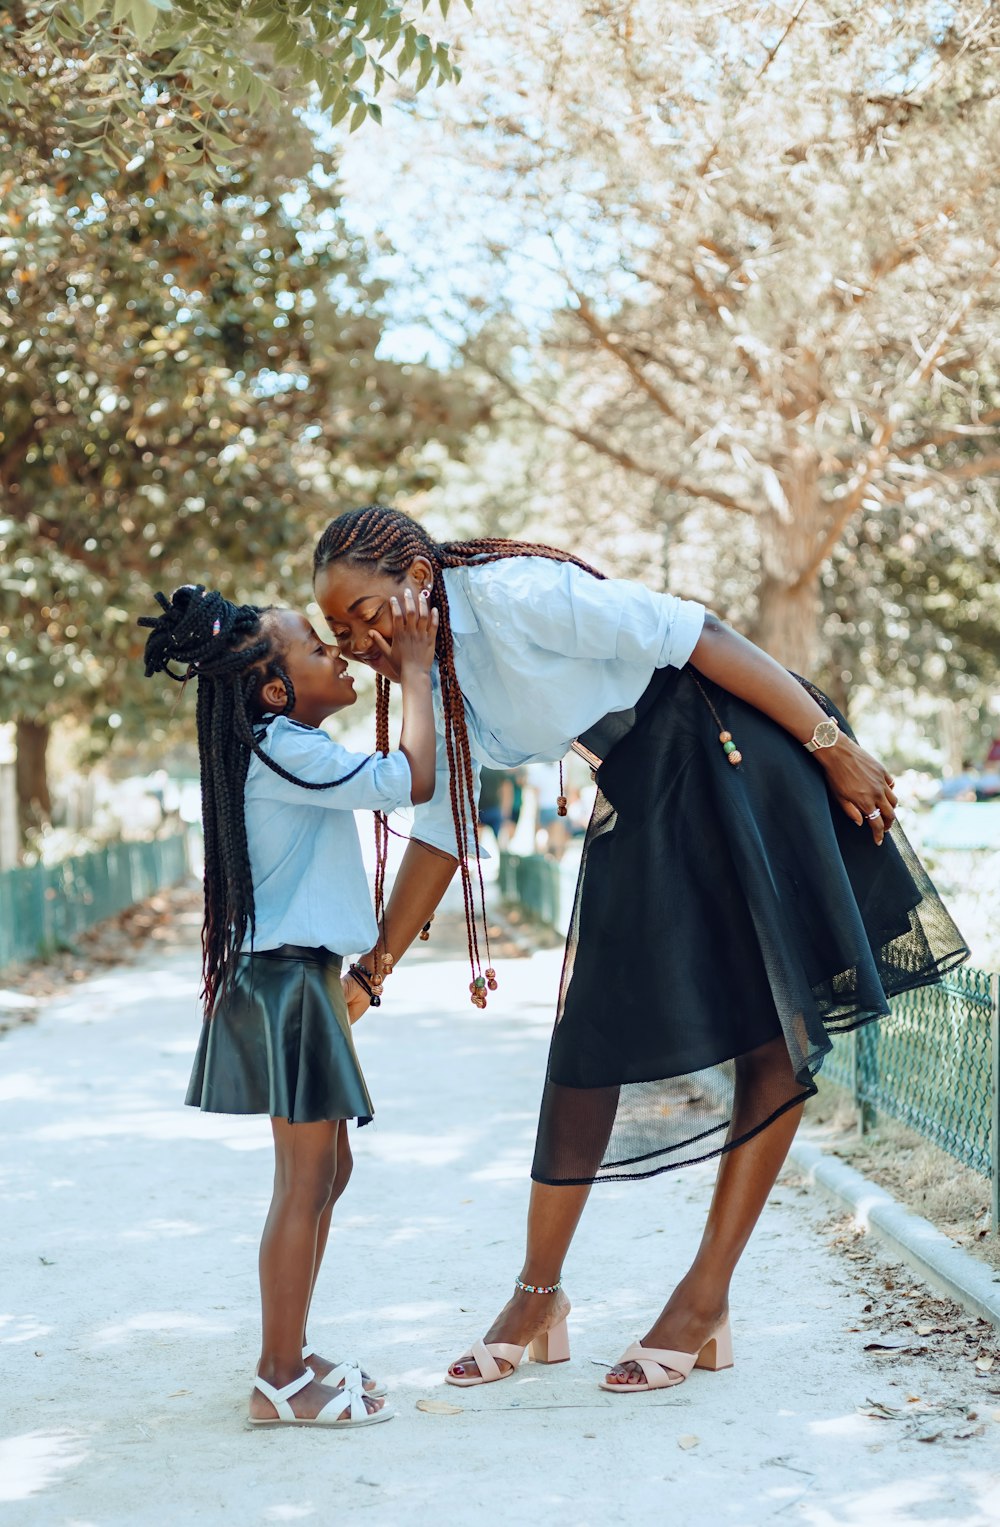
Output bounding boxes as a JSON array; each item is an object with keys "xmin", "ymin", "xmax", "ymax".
[{"xmin": 3, "ymin": 915, "xmax": 1000, "ymax": 1525}]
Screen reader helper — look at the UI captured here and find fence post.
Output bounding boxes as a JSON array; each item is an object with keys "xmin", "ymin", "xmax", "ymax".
[
  {"xmin": 852, "ymin": 1026, "xmax": 877, "ymax": 1136},
  {"xmin": 991, "ymin": 973, "xmax": 1000, "ymax": 1234}
]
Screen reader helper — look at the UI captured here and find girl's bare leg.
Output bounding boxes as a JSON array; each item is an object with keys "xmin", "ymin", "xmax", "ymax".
[
  {"xmin": 300, "ymin": 1121, "xmax": 378, "ymax": 1391},
  {"xmin": 249, "ymin": 1116, "xmax": 382, "ymax": 1420},
  {"xmin": 303, "ymin": 1120, "xmax": 352, "ymax": 1342},
  {"xmin": 606, "ymin": 1035, "xmax": 805, "ymax": 1384}
]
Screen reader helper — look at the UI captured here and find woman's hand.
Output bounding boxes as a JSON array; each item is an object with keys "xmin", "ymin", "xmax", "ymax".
[
  {"xmin": 816, "ymin": 735, "xmax": 897, "ymax": 845},
  {"xmin": 342, "ymin": 972, "xmax": 371, "ymax": 1026},
  {"xmin": 370, "ymin": 587, "xmax": 437, "ymax": 679}
]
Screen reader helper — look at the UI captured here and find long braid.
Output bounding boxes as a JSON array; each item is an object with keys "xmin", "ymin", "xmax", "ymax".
[
  {"xmin": 314, "ymin": 506, "xmax": 607, "ymax": 1006},
  {"xmin": 140, "ymin": 584, "xmax": 373, "ymax": 1014}
]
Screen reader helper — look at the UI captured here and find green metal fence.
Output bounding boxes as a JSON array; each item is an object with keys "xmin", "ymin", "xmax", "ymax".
[
  {"xmin": 820, "ymin": 967, "xmax": 999, "ymax": 1216},
  {"xmin": 498, "ymin": 851, "xmax": 562, "ymax": 930},
  {"xmin": 0, "ymin": 835, "xmax": 190, "ymax": 969},
  {"xmin": 498, "ymin": 851, "xmax": 1000, "ymax": 1219}
]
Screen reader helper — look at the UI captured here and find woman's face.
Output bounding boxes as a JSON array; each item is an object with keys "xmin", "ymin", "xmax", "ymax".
[{"xmin": 314, "ymin": 555, "xmax": 434, "ymax": 681}]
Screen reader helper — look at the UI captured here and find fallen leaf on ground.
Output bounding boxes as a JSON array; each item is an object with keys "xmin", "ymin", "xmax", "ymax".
[
  {"xmin": 416, "ymin": 1399, "xmax": 462, "ymax": 1415},
  {"xmin": 858, "ymin": 1401, "xmax": 905, "ymax": 1420},
  {"xmin": 167, "ymin": 1390, "xmax": 190, "ymax": 1398},
  {"xmin": 976, "ymin": 1355, "xmax": 995, "ymax": 1372},
  {"xmin": 915, "ymin": 1324, "xmax": 934, "ymax": 1336},
  {"xmin": 677, "ymin": 1434, "xmax": 699, "ymax": 1450}
]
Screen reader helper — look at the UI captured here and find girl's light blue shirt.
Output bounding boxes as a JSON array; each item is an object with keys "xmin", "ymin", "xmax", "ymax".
[
  {"xmin": 244, "ymin": 716, "xmax": 412, "ymax": 954},
  {"xmin": 412, "ymin": 557, "xmax": 705, "ymax": 858}
]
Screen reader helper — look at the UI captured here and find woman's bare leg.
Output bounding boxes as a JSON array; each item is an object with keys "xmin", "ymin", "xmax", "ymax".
[
  {"xmin": 249, "ymin": 1116, "xmax": 382, "ymax": 1420},
  {"xmin": 606, "ymin": 1035, "xmax": 805, "ymax": 1384},
  {"xmin": 448, "ymin": 1179, "xmax": 589, "ymax": 1379}
]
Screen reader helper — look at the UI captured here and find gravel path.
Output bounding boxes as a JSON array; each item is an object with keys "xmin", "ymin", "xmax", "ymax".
[{"xmin": 3, "ymin": 919, "xmax": 1000, "ymax": 1525}]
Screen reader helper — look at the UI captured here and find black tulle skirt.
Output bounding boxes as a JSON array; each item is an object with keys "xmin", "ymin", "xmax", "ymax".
[
  {"xmin": 185, "ymin": 945, "xmax": 373, "ymax": 1125},
  {"xmin": 530, "ymin": 667, "xmax": 969, "ymax": 1186}
]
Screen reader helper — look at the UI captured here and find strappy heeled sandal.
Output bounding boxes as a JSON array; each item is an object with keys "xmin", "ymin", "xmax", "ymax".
[
  {"xmin": 599, "ymin": 1318, "xmax": 733, "ymax": 1394},
  {"xmin": 249, "ymin": 1367, "xmax": 393, "ymax": 1428},
  {"xmin": 446, "ymin": 1277, "xmax": 571, "ymax": 1388},
  {"xmin": 303, "ymin": 1345, "xmax": 386, "ymax": 1399}
]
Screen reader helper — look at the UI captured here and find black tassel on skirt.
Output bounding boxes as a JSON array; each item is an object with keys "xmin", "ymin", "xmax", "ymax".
[{"xmin": 530, "ymin": 667, "xmax": 969, "ymax": 1186}]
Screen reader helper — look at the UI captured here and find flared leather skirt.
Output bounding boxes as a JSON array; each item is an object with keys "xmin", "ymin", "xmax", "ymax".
[
  {"xmin": 531, "ymin": 667, "xmax": 970, "ymax": 1185},
  {"xmin": 185, "ymin": 945, "xmax": 373, "ymax": 1124}
]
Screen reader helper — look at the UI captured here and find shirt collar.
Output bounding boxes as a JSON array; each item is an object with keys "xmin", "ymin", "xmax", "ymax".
[{"xmin": 442, "ymin": 565, "xmax": 479, "ymax": 635}]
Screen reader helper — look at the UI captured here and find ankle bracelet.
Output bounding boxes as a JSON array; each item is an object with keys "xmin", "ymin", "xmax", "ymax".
[{"xmin": 515, "ymin": 1276, "xmax": 561, "ymax": 1295}]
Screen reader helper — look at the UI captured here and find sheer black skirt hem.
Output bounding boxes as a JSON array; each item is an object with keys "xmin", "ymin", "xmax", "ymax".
[{"xmin": 529, "ymin": 667, "xmax": 970, "ymax": 1187}]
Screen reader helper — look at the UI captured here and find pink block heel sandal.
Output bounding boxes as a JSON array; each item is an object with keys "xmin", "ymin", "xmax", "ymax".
[
  {"xmin": 446, "ymin": 1277, "xmax": 571, "ymax": 1388},
  {"xmin": 600, "ymin": 1318, "xmax": 733, "ymax": 1394}
]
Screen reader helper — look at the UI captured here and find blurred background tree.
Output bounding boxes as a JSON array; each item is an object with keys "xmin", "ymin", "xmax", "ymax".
[
  {"xmin": 337, "ymin": 0, "xmax": 1000, "ymax": 736},
  {"xmin": 0, "ymin": 21, "xmax": 485, "ymax": 851},
  {"xmin": 1, "ymin": 0, "xmax": 462, "ymax": 160}
]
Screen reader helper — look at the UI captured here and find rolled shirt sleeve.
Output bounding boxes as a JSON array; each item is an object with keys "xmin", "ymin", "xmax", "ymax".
[
  {"xmin": 469, "ymin": 558, "xmax": 705, "ymax": 671},
  {"xmin": 249, "ymin": 718, "xmax": 412, "ymax": 814}
]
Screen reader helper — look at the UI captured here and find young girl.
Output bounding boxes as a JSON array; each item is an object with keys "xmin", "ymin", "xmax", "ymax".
[{"xmin": 140, "ymin": 580, "xmax": 438, "ymax": 1428}]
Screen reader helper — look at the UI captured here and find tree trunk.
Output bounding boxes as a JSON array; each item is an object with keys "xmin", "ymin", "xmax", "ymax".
[
  {"xmin": 749, "ymin": 452, "xmax": 824, "ymax": 674},
  {"xmin": 15, "ymin": 719, "xmax": 52, "ymax": 848}
]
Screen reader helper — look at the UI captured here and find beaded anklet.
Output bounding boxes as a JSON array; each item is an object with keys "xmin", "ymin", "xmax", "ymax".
[{"xmin": 515, "ymin": 1276, "xmax": 562, "ymax": 1295}]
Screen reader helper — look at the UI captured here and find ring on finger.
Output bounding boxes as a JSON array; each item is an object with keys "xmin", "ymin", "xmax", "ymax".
[{"xmin": 866, "ymin": 809, "xmax": 882, "ymax": 821}]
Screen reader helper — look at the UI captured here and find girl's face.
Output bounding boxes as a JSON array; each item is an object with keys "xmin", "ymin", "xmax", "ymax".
[
  {"xmin": 314, "ymin": 556, "xmax": 434, "ymax": 682},
  {"xmin": 259, "ymin": 610, "xmax": 357, "ymax": 727}
]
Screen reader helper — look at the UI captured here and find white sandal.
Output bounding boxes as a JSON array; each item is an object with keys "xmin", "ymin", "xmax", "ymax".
[
  {"xmin": 248, "ymin": 1367, "xmax": 393, "ymax": 1428},
  {"xmin": 303, "ymin": 1345, "xmax": 386, "ymax": 1399}
]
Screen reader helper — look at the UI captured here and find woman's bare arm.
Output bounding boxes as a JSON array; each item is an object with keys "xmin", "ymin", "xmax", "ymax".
[{"xmin": 690, "ymin": 615, "xmax": 897, "ymax": 841}]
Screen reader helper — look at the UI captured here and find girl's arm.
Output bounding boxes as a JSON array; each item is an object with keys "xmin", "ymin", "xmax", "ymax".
[
  {"xmin": 690, "ymin": 615, "xmax": 897, "ymax": 842},
  {"xmin": 345, "ymin": 838, "xmax": 458, "ymax": 1022}
]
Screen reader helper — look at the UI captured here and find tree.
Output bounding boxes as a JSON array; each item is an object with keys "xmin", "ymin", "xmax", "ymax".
[
  {"xmin": 340, "ymin": 0, "xmax": 1000, "ymax": 678},
  {"xmin": 0, "ymin": 45, "xmax": 484, "ymax": 851},
  {"xmin": 1, "ymin": 0, "xmax": 464, "ymax": 165}
]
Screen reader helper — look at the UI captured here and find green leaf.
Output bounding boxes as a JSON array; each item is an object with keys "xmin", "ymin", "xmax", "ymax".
[
  {"xmin": 81, "ymin": 0, "xmax": 106, "ymax": 21},
  {"xmin": 129, "ymin": 0, "xmax": 161, "ymax": 46},
  {"xmin": 349, "ymin": 102, "xmax": 367, "ymax": 132},
  {"xmin": 414, "ymin": 32, "xmax": 430, "ymax": 50},
  {"xmin": 327, "ymin": 91, "xmax": 350, "ymax": 125},
  {"xmin": 367, "ymin": 100, "xmax": 382, "ymax": 124},
  {"xmin": 351, "ymin": 36, "xmax": 366, "ymax": 59},
  {"xmin": 347, "ymin": 52, "xmax": 366, "ymax": 84},
  {"xmin": 416, "ymin": 46, "xmax": 434, "ymax": 90}
]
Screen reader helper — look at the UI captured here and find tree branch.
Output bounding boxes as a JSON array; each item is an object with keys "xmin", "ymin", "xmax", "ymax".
[{"xmin": 482, "ymin": 361, "xmax": 759, "ymax": 517}]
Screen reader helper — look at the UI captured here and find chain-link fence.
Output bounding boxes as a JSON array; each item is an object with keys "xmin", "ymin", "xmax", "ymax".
[
  {"xmin": 820, "ymin": 967, "xmax": 999, "ymax": 1216},
  {"xmin": 498, "ymin": 850, "xmax": 1000, "ymax": 1223},
  {"xmin": 0, "ymin": 834, "xmax": 190, "ymax": 969}
]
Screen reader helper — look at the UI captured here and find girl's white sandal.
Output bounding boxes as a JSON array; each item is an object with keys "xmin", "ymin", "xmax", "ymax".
[
  {"xmin": 302, "ymin": 1346, "xmax": 386, "ymax": 1399},
  {"xmin": 248, "ymin": 1367, "xmax": 393, "ymax": 1428}
]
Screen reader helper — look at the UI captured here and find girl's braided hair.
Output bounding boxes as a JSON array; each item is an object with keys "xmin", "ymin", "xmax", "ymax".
[
  {"xmin": 313, "ymin": 506, "xmax": 605, "ymax": 1004},
  {"xmin": 139, "ymin": 584, "xmax": 369, "ymax": 1014}
]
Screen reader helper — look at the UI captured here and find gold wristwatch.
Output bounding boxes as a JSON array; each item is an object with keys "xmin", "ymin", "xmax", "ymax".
[{"xmin": 804, "ymin": 718, "xmax": 840, "ymax": 753}]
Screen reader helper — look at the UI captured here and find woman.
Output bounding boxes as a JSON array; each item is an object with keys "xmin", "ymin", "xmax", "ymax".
[{"xmin": 313, "ymin": 506, "xmax": 967, "ymax": 1394}]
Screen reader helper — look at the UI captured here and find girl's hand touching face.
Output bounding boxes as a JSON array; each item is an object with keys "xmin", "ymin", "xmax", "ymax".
[{"xmin": 371, "ymin": 587, "xmax": 438, "ymax": 675}]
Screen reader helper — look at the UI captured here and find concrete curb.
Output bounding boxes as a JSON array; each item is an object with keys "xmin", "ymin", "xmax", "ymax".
[{"xmin": 790, "ymin": 1138, "xmax": 1000, "ymax": 1329}]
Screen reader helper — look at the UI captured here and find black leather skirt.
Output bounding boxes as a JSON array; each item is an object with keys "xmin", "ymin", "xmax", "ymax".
[{"xmin": 185, "ymin": 945, "xmax": 373, "ymax": 1125}]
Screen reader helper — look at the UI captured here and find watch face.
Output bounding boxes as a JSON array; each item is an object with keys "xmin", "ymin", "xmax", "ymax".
[{"xmin": 814, "ymin": 720, "xmax": 839, "ymax": 748}]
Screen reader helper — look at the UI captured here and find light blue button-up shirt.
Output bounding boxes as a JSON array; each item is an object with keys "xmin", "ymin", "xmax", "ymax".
[
  {"xmin": 411, "ymin": 557, "xmax": 705, "ymax": 858},
  {"xmin": 244, "ymin": 716, "xmax": 412, "ymax": 954}
]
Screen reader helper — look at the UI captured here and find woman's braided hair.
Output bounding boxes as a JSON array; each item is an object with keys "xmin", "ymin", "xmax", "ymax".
[
  {"xmin": 140, "ymin": 585, "xmax": 369, "ymax": 1014},
  {"xmin": 313, "ymin": 506, "xmax": 606, "ymax": 1005}
]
